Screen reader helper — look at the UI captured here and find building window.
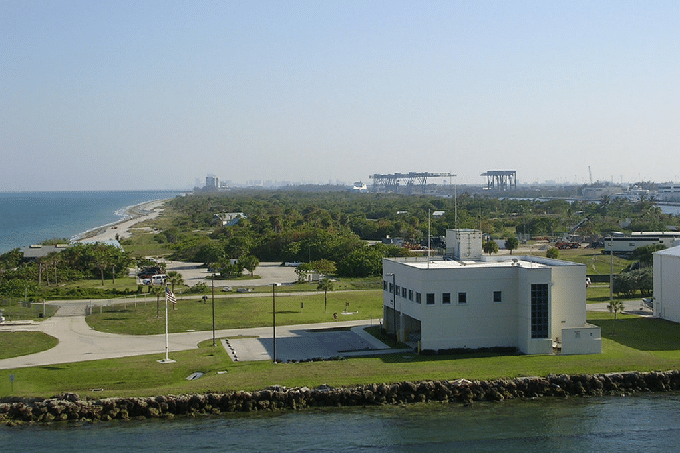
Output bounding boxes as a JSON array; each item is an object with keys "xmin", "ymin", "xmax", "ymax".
[
  {"xmin": 493, "ymin": 291, "xmax": 502, "ymax": 303},
  {"xmin": 531, "ymin": 283, "xmax": 549, "ymax": 339},
  {"xmin": 416, "ymin": 292, "xmax": 421, "ymax": 304},
  {"xmin": 383, "ymin": 280, "xmax": 387, "ymax": 291},
  {"xmin": 395, "ymin": 285, "xmax": 400, "ymax": 295},
  {"xmin": 426, "ymin": 293, "xmax": 435, "ymax": 305},
  {"xmin": 389, "ymin": 282, "xmax": 394, "ymax": 293},
  {"xmin": 442, "ymin": 293, "xmax": 451, "ymax": 304},
  {"xmin": 402, "ymin": 287, "xmax": 407, "ymax": 298},
  {"xmin": 408, "ymin": 289, "xmax": 413, "ymax": 301},
  {"xmin": 458, "ymin": 292, "xmax": 467, "ymax": 304}
]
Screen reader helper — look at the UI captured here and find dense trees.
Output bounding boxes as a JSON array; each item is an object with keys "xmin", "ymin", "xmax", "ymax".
[
  {"xmin": 0, "ymin": 243, "xmax": 130, "ymax": 287},
  {"xmin": 152, "ymin": 190, "xmax": 680, "ymax": 278}
]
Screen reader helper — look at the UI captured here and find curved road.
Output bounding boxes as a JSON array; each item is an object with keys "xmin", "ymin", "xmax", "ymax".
[{"xmin": 0, "ymin": 298, "xmax": 387, "ymax": 370}]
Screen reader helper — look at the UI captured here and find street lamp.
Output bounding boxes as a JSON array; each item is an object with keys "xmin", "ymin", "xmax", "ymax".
[
  {"xmin": 211, "ymin": 273, "xmax": 216, "ymax": 347},
  {"xmin": 272, "ymin": 283, "xmax": 277, "ymax": 363},
  {"xmin": 609, "ymin": 236, "xmax": 614, "ymax": 307}
]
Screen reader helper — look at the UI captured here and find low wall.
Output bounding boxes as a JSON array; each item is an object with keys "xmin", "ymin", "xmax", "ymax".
[{"xmin": 2, "ymin": 370, "xmax": 680, "ymax": 424}]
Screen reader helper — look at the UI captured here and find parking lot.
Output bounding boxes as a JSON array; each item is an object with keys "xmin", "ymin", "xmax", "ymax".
[{"xmin": 163, "ymin": 261, "xmax": 298, "ymax": 290}]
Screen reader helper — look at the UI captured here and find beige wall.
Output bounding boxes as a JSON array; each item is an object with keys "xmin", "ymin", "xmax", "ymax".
[
  {"xmin": 654, "ymin": 250, "xmax": 680, "ymax": 322},
  {"xmin": 383, "ymin": 256, "xmax": 598, "ymax": 355}
]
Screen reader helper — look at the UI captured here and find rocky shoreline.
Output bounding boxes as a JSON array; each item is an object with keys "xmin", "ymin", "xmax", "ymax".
[{"xmin": 2, "ymin": 370, "xmax": 680, "ymax": 425}]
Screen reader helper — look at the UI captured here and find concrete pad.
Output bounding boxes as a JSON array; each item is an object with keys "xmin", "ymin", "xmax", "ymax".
[{"xmin": 223, "ymin": 324, "xmax": 390, "ymax": 362}]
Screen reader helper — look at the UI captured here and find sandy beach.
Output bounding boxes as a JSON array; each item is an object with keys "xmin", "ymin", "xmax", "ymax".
[{"xmin": 74, "ymin": 199, "xmax": 168, "ymax": 244}]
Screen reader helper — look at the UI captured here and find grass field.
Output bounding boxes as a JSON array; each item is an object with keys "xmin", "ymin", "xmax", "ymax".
[
  {"xmin": 0, "ymin": 332, "xmax": 58, "ymax": 360},
  {"xmin": 86, "ymin": 290, "xmax": 384, "ymax": 335},
  {"xmin": 3, "ymin": 311, "xmax": 680, "ymax": 399},
  {"xmin": 554, "ymin": 248, "xmax": 631, "ymax": 274}
]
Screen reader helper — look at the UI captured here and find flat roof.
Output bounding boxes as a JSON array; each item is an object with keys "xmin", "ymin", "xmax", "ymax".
[
  {"xmin": 390, "ymin": 258, "xmax": 549, "ymax": 270},
  {"xmin": 656, "ymin": 245, "xmax": 680, "ymax": 257}
]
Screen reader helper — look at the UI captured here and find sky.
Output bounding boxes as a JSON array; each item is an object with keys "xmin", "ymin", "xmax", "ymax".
[{"xmin": 1, "ymin": 0, "xmax": 678, "ymax": 191}]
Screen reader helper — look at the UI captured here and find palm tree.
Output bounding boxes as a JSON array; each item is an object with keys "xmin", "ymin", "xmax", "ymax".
[
  {"xmin": 317, "ymin": 278, "xmax": 334, "ymax": 313},
  {"xmin": 166, "ymin": 271, "xmax": 184, "ymax": 310},
  {"xmin": 166, "ymin": 271, "xmax": 184, "ymax": 292}
]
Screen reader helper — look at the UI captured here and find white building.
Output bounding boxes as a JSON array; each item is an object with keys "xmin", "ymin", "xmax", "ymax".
[
  {"xmin": 604, "ymin": 233, "xmax": 680, "ymax": 254},
  {"xmin": 382, "ymin": 229, "xmax": 601, "ymax": 355},
  {"xmin": 655, "ymin": 183, "xmax": 680, "ymax": 202},
  {"xmin": 653, "ymin": 245, "xmax": 680, "ymax": 322}
]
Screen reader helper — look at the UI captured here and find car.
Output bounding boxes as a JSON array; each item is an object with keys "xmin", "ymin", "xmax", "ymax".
[
  {"xmin": 138, "ymin": 266, "xmax": 164, "ymax": 279},
  {"xmin": 221, "ymin": 286, "xmax": 232, "ymax": 292},
  {"xmin": 142, "ymin": 274, "xmax": 167, "ymax": 285}
]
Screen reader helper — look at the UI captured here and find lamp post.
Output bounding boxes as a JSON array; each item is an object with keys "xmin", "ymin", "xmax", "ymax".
[
  {"xmin": 609, "ymin": 236, "xmax": 614, "ymax": 306},
  {"xmin": 211, "ymin": 273, "xmax": 216, "ymax": 347},
  {"xmin": 272, "ymin": 283, "xmax": 277, "ymax": 363}
]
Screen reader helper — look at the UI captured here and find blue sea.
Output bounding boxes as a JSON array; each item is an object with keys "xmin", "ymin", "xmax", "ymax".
[
  {"xmin": 0, "ymin": 191, "xmax": 184, "ymax": 254},
  {"xmin": 2, "ymin": 394, "xmax": 680, "ymax": 452}
]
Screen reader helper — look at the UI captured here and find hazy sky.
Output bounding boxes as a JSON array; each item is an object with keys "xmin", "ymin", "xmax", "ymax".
[{"xmin": 1, "ymin": 0, "xmax": 678, "ymax": 191}]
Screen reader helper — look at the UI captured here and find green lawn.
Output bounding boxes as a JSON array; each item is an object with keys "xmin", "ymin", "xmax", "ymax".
[
  {"xmin": 0, "ymin": 332, "xmax": 58, "ymax": 359},
  {"xmin": 4, "ymin": 311, "xmax": 680, "ymax": 399},
  {"xmin": 86, "ymin": 290, "xmax": 385, "ymax": 335},
  {"xmin": 557, "ymin": 249, "xmax": 631, "ymax": 274}
]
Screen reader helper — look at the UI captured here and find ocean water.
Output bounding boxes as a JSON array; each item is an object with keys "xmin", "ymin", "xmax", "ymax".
[
  {"xmin": 0, "ymin": 191, "xmax": 183, "ymax": 254},
  {"xmin": 1, "ymin": 394, "xmax": 680, "ymax": 452}
]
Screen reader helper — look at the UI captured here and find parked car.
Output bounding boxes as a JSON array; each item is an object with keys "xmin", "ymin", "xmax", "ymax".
[
  {"xmin": 143, "ymin": 274, "xmax": 167, "ymax": 285},
  {"xmin": 138, "ymin": 266, "xmax": 164, "ymax": 279}
]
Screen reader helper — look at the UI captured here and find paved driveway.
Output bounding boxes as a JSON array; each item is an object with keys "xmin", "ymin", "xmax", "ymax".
[{"xmin": 0, "ymin": 301, "xmax": 392, "ymax": 369}]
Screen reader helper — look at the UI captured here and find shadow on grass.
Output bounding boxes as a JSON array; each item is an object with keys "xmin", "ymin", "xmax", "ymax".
[
  {"xmin": 589, "ymin": 317, "xmax": 680, "ymax": 351},
  {"xmin": 376, "ymin": 350, "xmax": 514, "ymax": 364}
]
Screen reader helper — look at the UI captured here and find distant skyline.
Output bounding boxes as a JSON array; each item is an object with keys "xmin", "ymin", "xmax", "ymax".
[{"xmin": 1, "ymin": 0, "xmax": 678, "ymax": 191}]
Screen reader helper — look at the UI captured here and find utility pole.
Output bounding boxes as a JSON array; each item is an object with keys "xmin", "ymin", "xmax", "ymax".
[
  {"xmin": 272, "ymin": 283, "xmax": 277, "ymax": 363},
  {"xmin": 211, "ymin": 273, "xmax": 216, "ymax": 347}
]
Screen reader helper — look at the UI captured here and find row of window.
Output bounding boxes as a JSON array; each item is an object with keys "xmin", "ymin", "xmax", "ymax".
[{"xmin": 384, "ymin": 280, "xmax": 502, "ymax": 305}]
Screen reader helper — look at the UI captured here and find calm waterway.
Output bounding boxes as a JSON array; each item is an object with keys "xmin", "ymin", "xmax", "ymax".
[
  {"xmin": 2, "ymin": 394, "xmax": 680, "ymax": 452},
  {"xmin": 0, "ymin": 191, "xmax": 183, "ymax": 253}
]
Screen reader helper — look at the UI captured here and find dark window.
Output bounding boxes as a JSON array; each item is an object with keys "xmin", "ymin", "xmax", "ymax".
[
  {"xmin": 402, "ymin": 287, "xmax": 407, "ymax": 298},
  {"xmin": 531, "ymin": 284, "xmax": 549, "ymax": 338},
  {"xmin": 442, "ymin": 293, "xmax": 451, "ymax": 304},
  {"xmin": 426, "ymin": 293, "xmax": 435, "ymax": 304},
  {"xmin": 458, "ymin": 292, "xmax": 467, "ymax": 304},
  {"xmin": 416, "ymin": 292, "xmax": 422, "ymax": 304},
  {"xmin": 493, "ymin": 291, "xmax": 502, "ymax": 303},
  {"xmin": 383, "ymin": 280, "xmax": 387, "ymax": 291},
  {"xmin": 408, "ymin": 289, "xmax": 413, "ymax": 301},
  {"xmin": 389, "ymin": 282, "xmax": 394, "ymax": 293},
  {"xmin": 395, "ymin": 285, "xmax": 400, "ymax": 295}
]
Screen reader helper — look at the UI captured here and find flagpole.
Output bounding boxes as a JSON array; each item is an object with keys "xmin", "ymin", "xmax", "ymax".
[{"xmin": 158, "ymin": 285, "xmax": 176, "ymax": 364}]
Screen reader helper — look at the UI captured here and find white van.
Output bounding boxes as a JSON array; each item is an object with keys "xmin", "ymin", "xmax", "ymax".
[{"xmin": 142, "ymin": 274, "xmax": 167, "ymax": 285}]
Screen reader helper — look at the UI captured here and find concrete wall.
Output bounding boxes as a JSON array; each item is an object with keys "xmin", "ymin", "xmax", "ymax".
[
  {"xmin": 445, "ymin": 229, "xmax": 483, "ymax": 260},
  {"xmin": 516, "ymin": 266, "xmax": 554, "ymax": 355},
  {"xmin": 561, "ymin": 325, "xmax": 602, "ymax": 355},
  {"xmin": 654, "ymin": 250, "xmax": 680, "ymax": 322},
  {"xmin": 549, "ymin": 262, "xmax": 588, "ymax": 340},
  {"xmin": 383, "ymin": 256, "xmax": 598, "ymax": 356}
]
